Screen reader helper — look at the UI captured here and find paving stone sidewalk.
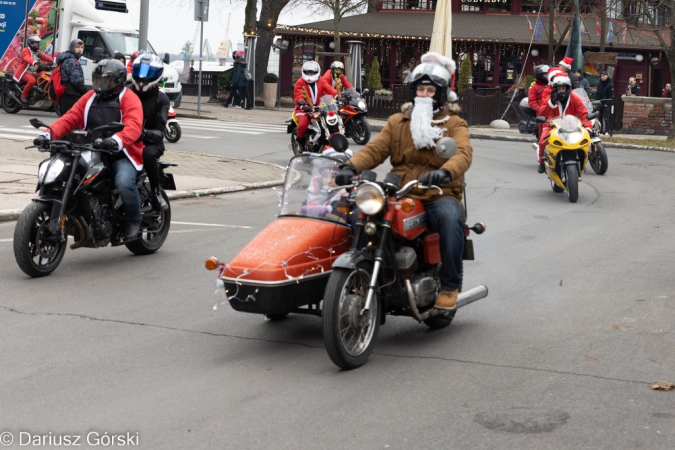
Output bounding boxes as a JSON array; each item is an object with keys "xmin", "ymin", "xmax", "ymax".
[{"xmin": 0, "ymin": 138, "xmax": 285, "ymax": 221}]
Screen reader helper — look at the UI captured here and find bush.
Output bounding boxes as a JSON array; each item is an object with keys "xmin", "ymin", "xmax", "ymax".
[
  {"xmin": 366, "ymin": 57, "xmax": 383, "ymax": 91},
  {"xmin": 218, "ymin": 71, "xmax": 233, "ymax": 91},
  {"xmin": 264, "ymin": 72, "xmax": 278, "ymax": 83},
  {"xmin": 524, "ymin": 74, "xmax": 535, "ymax": 89},
  {"xmin": 457, "ymin": 57, "xmax": 472, "ymax": 93}
]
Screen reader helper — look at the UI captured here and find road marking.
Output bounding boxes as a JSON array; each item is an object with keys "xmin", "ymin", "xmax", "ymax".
[
  {"xmin": 0, "ymin": 133, "xmax": 31, "ymax": 141},
  {"xmin": 0, "ymin": 127, "xmax": 43, "ymax": 135},
  {"xmin": 179, "ymin": 125, "xmax": 264, "ymax": 135},
  {"xmin": 181, "ymin": 134, "xmax": 218, "ymax": 140},
  {"xmin": 179, "ymin": 119, "xmax": 287, "ymax": 131},
  {"xmin": 0, "ymin": 239, "xmax": 13, "ymax": 242},
  {"xmin": 172, "ymin": 221, "xmax": 251, "ymax": 229}
]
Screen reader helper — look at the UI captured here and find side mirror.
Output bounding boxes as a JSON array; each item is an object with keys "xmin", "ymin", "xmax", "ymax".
[
  {"xmin": 29, "ymin": 118, "xmax": 49, "ymax": 129},
  {"xmin": 92, "ymin": 47, "xmax": 104, "ymax": 63},
  {"xmin": 435, "ymin": 137, "xmax": 457, "ymax": 159},
  {"xmin": 535, "ymin": 116, "xmax": 547, "ymax": 124},
  {"xmin": 587, "ymin": 112, "xmax": 598, "ymax": 120},
  {"xmin": 163, "ymin": 52, "xmax": 170, "ymax": 65},
  {"xmin": 361, "ymin": 88, "xmax": 370, "ymax": 95},
  {"xmin": 328, "ymin": 133, "xmax": 349, "ymax": 153},
  {"xmin": 297, "ymin": 100, "xmax": 308, "ymax": 106}
]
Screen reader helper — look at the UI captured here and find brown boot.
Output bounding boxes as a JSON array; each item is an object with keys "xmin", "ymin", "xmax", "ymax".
[{"xmin": 435, "ymin": 289, "xmax": 458, "ymax": 310}]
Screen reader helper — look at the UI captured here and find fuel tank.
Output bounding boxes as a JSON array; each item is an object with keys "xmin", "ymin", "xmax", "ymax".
[{"xmin": 391, "ymin": 200, "xmax": 428, "ymax": 240}]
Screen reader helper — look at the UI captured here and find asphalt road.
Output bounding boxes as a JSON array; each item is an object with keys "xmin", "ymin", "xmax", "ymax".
[{"xmin": 0, "ymin": 135, "xmax": 674, "ymax": 449}]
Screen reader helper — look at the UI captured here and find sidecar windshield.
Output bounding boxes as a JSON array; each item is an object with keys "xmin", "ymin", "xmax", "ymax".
[
  {"xmin": 551, "ymin": 115, "xmax": 583, "ymax": 133},
  {"xmin": 279, "ymin": 154, "xmax": 350, "ymax": 225},
  {"xmin": 317, "ymin": 95, "xmax": 338, "ymax": 114}
]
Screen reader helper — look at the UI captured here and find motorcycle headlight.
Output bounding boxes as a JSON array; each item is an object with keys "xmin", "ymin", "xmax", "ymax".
[
  {"xmin": 559, "ymin": 131, "xmax": 583, "ymax": 145},
  {"xmin": 357, "ymin": 100, "xmax": 367, "ymax": 110},
  {"xmin": 41, "ymin": 157, "xmax": 65, "ymax": 185},
  {"xmin": 355, "ymin": 182, "xmax": 385, "ymax": 216}
]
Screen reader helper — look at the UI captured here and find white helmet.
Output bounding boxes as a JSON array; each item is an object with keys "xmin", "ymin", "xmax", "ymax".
[{"xmin": 302, "ymin": 60, "xmax": 321, "ymax": 83}]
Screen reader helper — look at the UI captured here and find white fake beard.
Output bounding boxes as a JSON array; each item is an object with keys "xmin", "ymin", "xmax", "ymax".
[{"xmin": 410, "ymin": 96, "xmax": 444, "ymax": 150}]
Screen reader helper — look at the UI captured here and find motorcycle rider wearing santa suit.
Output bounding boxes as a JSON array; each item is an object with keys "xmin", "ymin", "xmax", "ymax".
[
  {"xmin": 14, "ymin": 35, "xmax": 54, "ymax": 104},
  {"xmin": 33, "ymin": 59, "xmax": 145, "ymax": 240},
  {"xmin": 536, "ymin": 75, "xmax": 590, "ymax": 173},
  {"xmin": 337, "ymin": 52, "xmax": 472, "ymax": 311},
  {"xmin": 294, "ymin": 60, "xmax": 337, "ymax": 152},
  {"xmin": 321, "ymin": 61, "xmax": 353, "ymax": 91}
]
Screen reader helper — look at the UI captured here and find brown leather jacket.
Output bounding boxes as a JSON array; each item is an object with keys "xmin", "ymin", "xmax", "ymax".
[{"xmin": 349, "ymin": 103, "xmax": 473, "ymax": 202}]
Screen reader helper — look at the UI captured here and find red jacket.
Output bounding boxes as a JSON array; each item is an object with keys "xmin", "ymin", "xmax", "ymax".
[
  {"xmin": 527, "ymin": 81, "xmax": 548, "ymax": 113},
  {"xmin": 48, "ymin": 88, "xmax": 145, "ymax": 169},
  {"xmin": 321, "ymin": 70, "xmax": 353, "ymax": 90},
  {"xmin": 537, "ymin": 90, "xmax": 589, "ymax": 124},
  {"xmin": 14, "ymin": 47, "xmax": 53, "ymax": 80},
  {"xmin": 293, "ymin": 77, "xmax": 337, "ymax": 113}
]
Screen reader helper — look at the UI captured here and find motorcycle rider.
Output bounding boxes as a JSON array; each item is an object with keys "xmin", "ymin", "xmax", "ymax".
[
  {"xmin": 336, "ymin": 52, "xmax": 472, "ymax": 311},
  {"xmin": 14, "ymin": 35, "xmax": 54, "ymax": 105},
  {"xmin": 129, "ymin": 53, "xmax": 170, "ymax": 212},
  {"xmin": 536, "ymin": 75, "xmax": 590, "ymax": 173},
  {"xmin": 322, "ymin": 61, "xmax": 353, "ymax": 91},
  {"xmin": 55, "ymin": 39, "xmax": 88, "ymax": 114},
  {"xmin": 528, "ymin": 64, "xmax": 550, "ymax": 141},
  {"xmin": 293, "ymin": 60, "xmax": 337, "ymax": 152},
  {"xmin": 33, "ymin": 59, "xmax": 145, "ymax": 240}
]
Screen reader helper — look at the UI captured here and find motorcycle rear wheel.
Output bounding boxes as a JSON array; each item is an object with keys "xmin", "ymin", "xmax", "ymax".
[
  {"xmin": 13, "ymin": 202, "xmax": 67, "ymax": 277},
  {"xmin": 165, "ymin": 123, "xmax": 181, "ymax": 143},
  {"xmin": 290, "ymin": 128, "xmax": 302, "ymax": 156},
  {"xmin": 322, "ymin": 264, "xmax": 380, "ymax": 369},
  {"xmin": 125, "ymin": 188, "xmax": 171, "ymax": 255},
  {"xmin": 564, "ymin": 164, "xmax": 579, "ymax": 203},
  {"xmin": 2, "ymin": 93, "xmax": 22, "ymax": 114},
  {"xmin": 589, "ymin": 143, "xmax": 608, "ymax": 175},
  {"xmin": 351, "ymin": 117, "xmax": 371, "ymax": 145}
]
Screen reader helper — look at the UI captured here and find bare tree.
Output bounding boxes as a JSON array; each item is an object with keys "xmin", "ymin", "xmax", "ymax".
[
  {"xmin": 638, "ymin": 0, "xmax": 675, "ymax": 139},
  {"xmin": 308, "ymin": 0, "xmax": 368, "ymax": 56}
]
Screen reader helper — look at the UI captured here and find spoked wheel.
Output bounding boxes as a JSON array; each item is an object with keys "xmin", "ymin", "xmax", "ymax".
[
  {"xmin": 589, "ymin": 143, "xmax": 608, "ymax": 175},
  {"xmin": 13, "ymin": 202, "xmax": 67, "ymax": 277},
  {"xmin": 351, "ymin": 117, "xmax": 371, "ymax": 145},
  {"xmin": 165, "ymin": 122, "xmax": 181, "ymax": 143},
  {"xmin": 322, "ymin": 264, "xmax": 380, "ymax": 369},
  {"xmin": 563, "ymin": 164, "xmax": 579, "ymax": 203},
  {"xmin": 125, "ymin": 187, "xmax": 171, "ymax": 255},
  {"xmin": 2, "ymin": 93, "xmax": 22, "ymax": 114}
]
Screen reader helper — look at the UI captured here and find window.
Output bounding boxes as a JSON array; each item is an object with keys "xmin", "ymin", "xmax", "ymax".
[
  {"xmin": 78, "ymin": 31, "xmax": 107, "ymax": 59},
  {"xmin": 521, "ymin": 0, "xmax": 540, "ymax": 13},
  {"xmin": 487, "ymin": 0, "xmax": 511, "ymax": 13},
  {"xmin": 291, "ymin": 42, "xmax": 325, "ymax": 84},
  {"xmin": 461, "ymin": 2, "xmax": 482, "ymax": 12}
]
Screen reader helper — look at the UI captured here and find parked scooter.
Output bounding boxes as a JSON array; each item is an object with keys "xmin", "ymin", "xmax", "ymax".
[
  {"xmin": 0, "ymin": 64, "xmax": 60, "ymax": 115},
  {"xmin": 321, "ymin": 137, "xmax": 488, "ymax": 369},
  {"xmin": 339, "ymin": 87, "xmax": 371, "ymax": 145},
  {"xmin": 14, "ymin": 118, "xmax": 176, "ymax": 278},
  {"xmin": 287, "ymin": 95, "xmax": 344, "ymax": 155},
  {"xmin": 164, "ymin": 103, "xmax": 181, "ymax": 143}
]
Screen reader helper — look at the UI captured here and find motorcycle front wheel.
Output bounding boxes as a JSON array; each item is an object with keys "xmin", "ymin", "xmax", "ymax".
[
  {"xmin": 2, "ymin": 93, "xmax": 22, "ymax": 114},
  {"xmin": 322, "ymin": 263, "xmax": 380, "ymax": 369},
  {"xmin": 589, "ymin": 143, "xmax": 608, "ymax": 175},
  {"xmin": 165, "ymin": 122, "xmax": 182, "ymax": 143},
  {"xmin": 125, "ymin": 188, "xmax": 171, "ymax": 255},
  {"xmin": 13, "ymin": 202, "xmax": 67, "ymax": 277},
  {"xmin": 564, "ymin": 164, "xmax": 579, "ymax": 203},
  {"xmin": 351, "ymin": 117, "xmax": 371, "ymax": 145}
]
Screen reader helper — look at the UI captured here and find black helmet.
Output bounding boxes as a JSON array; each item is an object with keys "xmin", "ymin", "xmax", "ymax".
[
  {"xmin": 408, "ymin": 59, "xmax": 452, "ymax": 110},
  {"xmin": 92, "ymin": 59, "xmax": 127, "ymax": 100},
  {"xmin": 27, "ymin": 35, "xmax": 41, "ymax": 52},
  {"xmin": 534, "ymin": 64, "xmax": 551, "ymax": 84},
  {"xmin": 551, "ymin": 76, "xmax": 572, "ymax": 104}
]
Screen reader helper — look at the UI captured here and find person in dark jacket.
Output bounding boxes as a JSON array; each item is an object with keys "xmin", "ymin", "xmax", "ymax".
[
  {"xmin": 224, "ymin": 50, "xmax": 249, "ymax": 108},
  {"xmin": 574, "ymin": 70, "xmax": 590, "ymax": 96},
  {"xmin": 625, "ymin": 77, "xmax": 640, "ymax": 96},
  {"xmin": 129, "ymin": 54, "xmax": 170, "ymax": 211},
  {"xmin": 114, "ymin": 52, "xmax": 127, "ymax": 73},
  {"xmin": 55, "ymin": 39, "xmax": 88, "ymax": 113},
  {"xmin": 596, "ymin": 71, "xmax": 614, "ymax": 135}
]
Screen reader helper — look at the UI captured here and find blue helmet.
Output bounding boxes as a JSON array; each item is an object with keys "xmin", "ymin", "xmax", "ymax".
[{"xmin": 131, "ymin": 54, "xmax": 164, "ymax": 92}]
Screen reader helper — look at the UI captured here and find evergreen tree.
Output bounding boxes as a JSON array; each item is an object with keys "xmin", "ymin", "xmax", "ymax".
[
  {"xmin": 367, "ymin": 57, "xmax": 383, "ymax": 91},
  {"xmin": 457, "ymin": 57, "xmax": 472, "ymax": 93}
]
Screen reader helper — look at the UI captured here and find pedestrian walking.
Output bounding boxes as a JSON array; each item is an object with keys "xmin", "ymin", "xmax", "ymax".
[
  {"xmin": 596, "ymin": 71, "xmax": 614, "ymax": 136},
  {"xmin": 223, "ymin": 51, "xmax": 249, "ymax": 108}
]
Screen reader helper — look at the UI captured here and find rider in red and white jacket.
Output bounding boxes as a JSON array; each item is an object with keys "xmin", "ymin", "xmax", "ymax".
[
  {"xmin": 321, "ymin": 61, "xmax": 353, "ymax": 91},
  {"xmin": 14, "ymin": 35, "xmax": 54, "ymax": 103},
  {"xmin": 293, "ymin": 60, "xmax": 337, "ymax": 152}
]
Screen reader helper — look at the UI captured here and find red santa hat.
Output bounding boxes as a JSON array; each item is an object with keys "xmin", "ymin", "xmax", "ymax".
[
  {"xmin": 559, "ymin": 57, "xmax": 573, "ymax": 70},
  {"xmin": 547, "ymin": 68, "xmax": 565, "ymax": 84}
]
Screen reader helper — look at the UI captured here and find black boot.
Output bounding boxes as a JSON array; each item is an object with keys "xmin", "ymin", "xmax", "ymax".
[
  {"xmin": 296, "ymin": 136, "xmax": 307, "ymax": 153},
  {"xmin": 124, "ymin": 222, "xmax": 141, "ymax": 241},
  {"xmin": 20, "ymin": 97, "xmax": 29, "ymax": 105},
  {"xmin": 537, "ymin": 163, "xmax": 546, "ymax": 174},
  {"xmin": 152, "ymin": 189, "xmax": 169, "ymax": 212}
]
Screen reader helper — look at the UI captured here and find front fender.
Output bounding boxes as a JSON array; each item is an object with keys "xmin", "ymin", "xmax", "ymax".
[
  {"xmin": 332, "ymin": 250, "xmax": 374, "ymax": 270},
  {"xmin": 32, "ymin": 195, "xmax": 63, "ymax": 235}
]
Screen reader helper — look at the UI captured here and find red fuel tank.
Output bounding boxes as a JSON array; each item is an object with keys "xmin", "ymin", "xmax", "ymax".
[{"xmin": 391, "ymin": 200, "xmax": 428, "ymax": 240}]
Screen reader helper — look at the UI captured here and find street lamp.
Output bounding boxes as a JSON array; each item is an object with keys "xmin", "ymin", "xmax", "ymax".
[
  {"xmin": 531, "ymin": 48, "xmax": 539, "ymax": 57},
  {"xmin": 273, "ymin": 38, "xmax": 290, "ymax": 108},
  {"xmin": 468, "ymin": 75, "xmax": 474, "ymax": 86}
]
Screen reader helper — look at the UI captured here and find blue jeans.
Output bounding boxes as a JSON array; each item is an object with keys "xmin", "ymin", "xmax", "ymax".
[
  {"xmin": 423, "ymin": 197, "xmax": 465, "ymax": 291},
  {"xmin": 111, "ymin": 157, "xmax": 141, "ymax": 225}
]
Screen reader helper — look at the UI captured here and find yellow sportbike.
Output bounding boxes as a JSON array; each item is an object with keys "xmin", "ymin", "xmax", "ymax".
[{"xmin": 536, "ymin": 115, "xmax": 594, "ymax": 203}]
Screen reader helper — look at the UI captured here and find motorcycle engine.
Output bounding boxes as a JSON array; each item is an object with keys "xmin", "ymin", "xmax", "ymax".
[
  {"xmin": 396, "ymin": 246, "xmax": 418, "ymax": 279},
  {"xmin": 411, "ymin": 275, "xmax": 438, "ymax": 308}
]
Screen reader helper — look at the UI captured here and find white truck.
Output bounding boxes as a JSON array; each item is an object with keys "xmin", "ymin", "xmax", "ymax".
[{"xmin": 0, "ymin": 0, "xmax": 182, "ymax": 106}]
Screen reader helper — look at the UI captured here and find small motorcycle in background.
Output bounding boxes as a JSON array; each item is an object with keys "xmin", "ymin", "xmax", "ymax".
[
  {"xmin": 339, "ymin": 88, "xmax": 371, "ymax": 145},
  {"xmin": 287, "ymin": 95, "xmax": 344, "ymax": 155},
  {"xmin": 1, "ymin": 64, "xmax": 60, "ymax": 115},
  {"xmin": 164, "ymin": 102, "xmax": 181, "ymax": 143}
]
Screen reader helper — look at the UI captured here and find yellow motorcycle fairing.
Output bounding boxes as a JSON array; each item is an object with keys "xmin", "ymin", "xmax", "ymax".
[{"xmin": 543, "ymin": 115, "xmax": 591, "ymax": 190}]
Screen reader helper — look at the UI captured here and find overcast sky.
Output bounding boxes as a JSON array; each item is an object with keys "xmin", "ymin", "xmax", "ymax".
[{"xmin": 125, "ymin": 0, "xmax": 336, "ymax": 55}]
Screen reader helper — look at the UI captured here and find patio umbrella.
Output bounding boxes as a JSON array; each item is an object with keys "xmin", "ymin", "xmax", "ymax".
[{"xmin": 430, "ymin": 0, "xmax": 452, "ymax": 58}]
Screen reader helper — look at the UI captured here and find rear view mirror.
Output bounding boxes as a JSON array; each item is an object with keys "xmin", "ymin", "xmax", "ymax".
[
  {"xmin": 328, "ymin": 133, "xmax": 349, "ymax": 152},
  {"xmin": 361, "ymin": 88, "xmax": 370, "ymax": 95},
  {"xmin": 29, "ymin": 118, "xmax": 48, "ymax": 129},
  {"xmin": 92, "ymin": 47, "xmax": 104, "ymax": 63},
  {"xmin": 435, "ymin": 137, "xmax": 457, "ymax": 159},
  {"xmin": 587, "ymin": 112, "xmax": 598, "ymax": 120},
  {"xmin": 163, "ymin": 52, "xmax": 170, "ymax": 65}
]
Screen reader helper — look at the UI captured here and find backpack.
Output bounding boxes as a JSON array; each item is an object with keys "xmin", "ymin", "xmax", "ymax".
[{"xmin": 48, "ymin": 57, "xmax": 75, "ymax": 102}]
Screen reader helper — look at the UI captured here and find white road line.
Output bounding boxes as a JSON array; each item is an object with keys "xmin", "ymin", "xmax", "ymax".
[
  {"xmin": 178, "ymin": 122, "xmax": 285, "ymax": 132},
  {"xmin": 179, "ymin": 125, "xmax": 264, "ymax": 135},
  {"xmin": 0, "ymin": 133, "xmax": 31, "ymax": 140},
  {"xmin": 0, "ymin": 226, "xmax": 240, "ymax": 243},
  {"xmin": 179, "ymin": 120, "xmax": 287, "ymax": 131},
  {"xmin": 181, "ymin": 134, "xmax": 219, "ymax": 139},
  {"xmin": 0, "ymin": 239, "xmax": 13, "ymax": 242},
  {"xmin": 0, "ymin": 127, "xmax": 43, "ymax": 135},
  {"xmin": 172, "ymin": 221, "xmax": 251, "ymax": 229}
]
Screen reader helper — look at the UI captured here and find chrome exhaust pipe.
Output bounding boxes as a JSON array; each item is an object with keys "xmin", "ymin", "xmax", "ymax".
[
  {"xmin": 455, "ymin": 285, "xmax": 489, "ymax": 309},
  {"xmin": 409, "ymin": 283, "xmax": 489, "ymax": 322}
]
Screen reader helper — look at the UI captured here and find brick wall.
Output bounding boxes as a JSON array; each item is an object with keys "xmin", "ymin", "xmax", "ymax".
[{"xmin": 621, "ymin": 97, "xmax": 673, "ymax": 135}]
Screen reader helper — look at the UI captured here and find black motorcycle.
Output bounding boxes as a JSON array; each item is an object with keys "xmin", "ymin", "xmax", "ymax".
[
  {"xmin": 0, "ymin": 65, "xmax": 60, "ymax": 115},
  {"xmin": 13, "ymin": 118, "xmax": 175, "ymax": 278},
  {"xmin": 340, "ymin": 88, "xmax": 371, "ymax": 145},
  {"xmin": 287, "ymin": 94, "xmax": 344, "ymax": 155}
]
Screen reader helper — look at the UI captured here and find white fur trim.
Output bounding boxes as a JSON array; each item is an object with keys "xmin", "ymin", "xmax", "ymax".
[
  {"xmin": 421, "ymin": 52, "xmax": 456, "ymax": 74},
  {"xmin": 111, "ymin": 135, "xmax": 123, "ymax": 151},
  {"xmin": 447, "ymin": 91, "xmax": 458, "ymax": 102},
  {"xmin": 548, "ymin": 98, "xmax": 556, "ymax": 108},
  {"xmin": 559, "ymin": 61, "xmax": 572, "ymax": 70}
]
